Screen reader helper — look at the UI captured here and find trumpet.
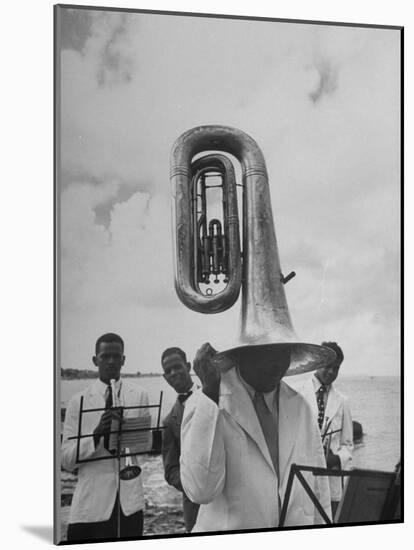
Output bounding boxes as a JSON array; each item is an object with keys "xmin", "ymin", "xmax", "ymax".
[{"xmin": 110, "ymin": 379, "xmax": 142, "ymax": 481}]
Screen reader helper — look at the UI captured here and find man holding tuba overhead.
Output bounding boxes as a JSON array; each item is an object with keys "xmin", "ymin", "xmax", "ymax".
[
  {"xmin": 170, "ymin": 125, "xmax": 335, "ymax": 532},
  {"xmin": 179, "ymin": 342, "xmax": 331, "ymax": 532}
]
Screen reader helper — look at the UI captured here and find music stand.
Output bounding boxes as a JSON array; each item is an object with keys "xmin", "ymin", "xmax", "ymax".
[
  {"xmin": 279, "ymin": 464, "xmax": 401, "ymax": 527},
  {"xmin": 67, "ymin": 391, "xmax": 164, "ymax": 538},
  {"xmin": 334, "ymin": 468, "xmax": 400, "ymax": 523}
]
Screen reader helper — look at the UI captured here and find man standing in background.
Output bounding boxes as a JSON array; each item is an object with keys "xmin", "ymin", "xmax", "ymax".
[
  {"xmin": 161, "ymin": 347, "xmax": 200, "ymax": 532},
  {"xmin": 295, "ymin": 341, "xmax": 353, "ymax": 518}
]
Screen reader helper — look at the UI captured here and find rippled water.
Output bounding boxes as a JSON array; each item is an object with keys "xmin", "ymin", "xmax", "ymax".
[{"xmin": 334, "ymin": 376, "xmax": 401, "ymax": 471}]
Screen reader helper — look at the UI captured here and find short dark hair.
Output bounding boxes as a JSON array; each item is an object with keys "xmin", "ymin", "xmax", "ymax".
[
  {"xmin": 95, "ymin": 333, "xmax": 124, "ymax": 355},
  {"xmin": 321, "ymin": 341, "xmax": 344, "ymax": 365},
  {"xmin": 161, "ymin": 347, "xmax": 187, "ymax": 364}
]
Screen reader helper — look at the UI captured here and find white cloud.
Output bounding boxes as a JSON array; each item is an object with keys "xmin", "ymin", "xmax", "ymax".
[{"xmin": 61, "ymin": 183, "xmax": 175, "ymax": 311}]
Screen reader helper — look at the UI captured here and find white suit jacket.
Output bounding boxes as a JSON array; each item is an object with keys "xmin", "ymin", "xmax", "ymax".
[
  {"xmin": 180, "ymin": 369, "xmax": 331, "ymax": 532},
  {"xmin": 61, "ymin": 379, "xmax": 151, "ymax": 524},
  {"xmin": 297, "ymin": 377, "xmax": 354, "ymax": 501}
]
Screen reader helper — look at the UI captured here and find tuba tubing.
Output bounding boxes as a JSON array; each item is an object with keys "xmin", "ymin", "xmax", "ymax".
[
  {"xmin": 190, "ymin": 153, "xmax": 242, "ymax": 309},
  {"xmin": 170, "ymin": 125, "xmax": 295, "ymax": 342}
]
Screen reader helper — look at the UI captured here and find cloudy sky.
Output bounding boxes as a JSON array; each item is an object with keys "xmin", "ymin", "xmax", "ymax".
[{"xmin": 57, "ymin": 7, "xmax": 400, "ymax": 376}]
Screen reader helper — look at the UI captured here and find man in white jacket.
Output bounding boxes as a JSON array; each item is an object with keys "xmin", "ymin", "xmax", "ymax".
[
  {"xmin": 61, "ymin": 333, "xmax": 151, "ymax": 541},
  {"xmin": 293, "ymin": 341, "xmax": 353, "ymax": 518},
  {"xmin": 180, "ymin": 342, "xmax": 332, "ymax": 533}
]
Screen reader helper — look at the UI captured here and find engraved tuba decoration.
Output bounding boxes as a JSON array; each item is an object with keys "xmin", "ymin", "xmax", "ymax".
[{"xmin": 170, "ymin": 125, "xmax": 335, "ymax": 377}]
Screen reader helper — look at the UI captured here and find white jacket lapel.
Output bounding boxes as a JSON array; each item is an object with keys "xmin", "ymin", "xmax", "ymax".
[
  {"xmin": 306, "ymin": 377, "xmax": 318, "ymax": 416},
  {"xmin": 220, "ymin": 369, "xmax": 276, "ymax": 474},
  {"xmin": 121, "ymin": 383, "xmax": 135, "ymax": 407},
  {"xmin": 87, "ymin": 379, "xmax": 107, "ymax": 403},
  {"xmin": 82, "ymin": 381, "xmax": 106, "ymax": 431}
]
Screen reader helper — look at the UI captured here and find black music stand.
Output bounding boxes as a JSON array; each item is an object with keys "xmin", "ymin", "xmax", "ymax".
[
  {"xmin": 334, "ymin": 467, "xmax": 400, "ymax": 523},
  {"xmin": 279, "ymin": 464, "xmax": 401, "ymax": 527},
  {"xmin": 67, "ymin": 391, "xmax": 164, "ymax": 538}
]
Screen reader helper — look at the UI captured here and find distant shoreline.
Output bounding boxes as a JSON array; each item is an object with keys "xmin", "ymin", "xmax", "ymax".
[
  {"xmin": 60, "ymin": 370, "xmax": 398, "ymax": 380},
  {"xmin": 61, "ymin": 369, "xmax": 162, "ymax": 380}
]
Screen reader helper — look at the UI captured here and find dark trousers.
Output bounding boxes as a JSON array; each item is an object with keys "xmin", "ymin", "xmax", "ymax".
[{"xmin": 67, "ymin": 495, "xmax": 143, "ymax": 541}]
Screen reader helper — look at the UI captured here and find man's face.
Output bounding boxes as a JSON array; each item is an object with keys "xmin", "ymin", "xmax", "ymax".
[
  {"xmin": 239, "ymin": 348, "xmax": 291, "ymax": 393},
  {"xmin": 93, "ymin": 341, "xmax": 125, "ymax": 384},
  {"xmin": 315, "ymin": 360, "xmax": 342, "ymax": 386},
  {"xmin": 162, "ymin": 353, "xmax": 192, "ymax": 394}
]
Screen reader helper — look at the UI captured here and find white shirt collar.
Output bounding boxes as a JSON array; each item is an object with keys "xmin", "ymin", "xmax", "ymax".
[
  {"xmin": 179, "ymin": 382, "xmax": 197, "ymax": 396},
  {"xmin": 312, "ymin": 374, "xmax": 331, "ymax": 394},
  {"xmin": 94, "ymin": 377, "xmax": 122, "ymax": 397},
  {"xmin": 178, "ymin": 382, "xmax": 199, "ymax": 407}
]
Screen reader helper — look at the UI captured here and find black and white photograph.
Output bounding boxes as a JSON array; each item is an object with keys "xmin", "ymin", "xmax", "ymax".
[{"xmin": 54, "ymin": 4, "xmax": 402, "ymax": 545}]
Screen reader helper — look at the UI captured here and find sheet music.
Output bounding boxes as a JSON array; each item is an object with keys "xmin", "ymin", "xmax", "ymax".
[{"xmin": 109, "ymin": 415, "xmax": 152, "ymax": 453}]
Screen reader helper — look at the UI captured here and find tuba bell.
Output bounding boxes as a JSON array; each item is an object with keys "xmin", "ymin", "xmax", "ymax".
[{"xmin": 170, "ymin": 125, "xmax": 335, "ymax": 376}]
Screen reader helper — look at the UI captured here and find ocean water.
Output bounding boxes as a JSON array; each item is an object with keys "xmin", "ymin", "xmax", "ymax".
[
  {"xmin": 334, "ymin": 376, "xmax": 401, "ymax": 471},
  {"xmin": 60, "ymin": 375, "xmax": 401, "ymax": 473}
]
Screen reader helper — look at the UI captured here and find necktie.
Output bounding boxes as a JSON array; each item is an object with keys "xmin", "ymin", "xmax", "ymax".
[
  {"xmin": 104, "ymin": 385, "xmax": 113, "ymax": 450},
  {"xmin": 178, "ymin": 391, "xmax": 192, "ymax": 404},
  {"xmin": 316, "ymin": 385, "xmax": 327, "ymax": 430},
  {"xmin": 253, "ymin": 391, "xmax": 279, "ymax": 476},
  {"xmin": 105, "ymin": 384, "xmax": 113, "ymax": 409}
]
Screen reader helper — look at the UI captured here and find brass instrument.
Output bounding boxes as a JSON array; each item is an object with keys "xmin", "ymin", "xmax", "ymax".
[
  {"xmin": 110, "ymin": 379, "xmax": 141, "ymax": 480},
  {"xmin": 170, "ymin": 125, "xmax": 335, "ymax": 376}
]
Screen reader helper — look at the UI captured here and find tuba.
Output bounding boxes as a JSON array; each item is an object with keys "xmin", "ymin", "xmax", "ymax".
[{"xmin": 170, "ymin": 125, "xmax": 335, "ymax": 376}]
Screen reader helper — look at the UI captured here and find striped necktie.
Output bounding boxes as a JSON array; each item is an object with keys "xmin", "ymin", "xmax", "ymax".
[{"xmin": 316, "ymin": 385, "xmax": 327, "ymax": 430}]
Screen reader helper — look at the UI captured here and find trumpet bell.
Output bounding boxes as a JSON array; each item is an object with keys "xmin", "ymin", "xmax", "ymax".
[{"xmin": 119, "ymin": 465, "xmax": 142, "ymax": 481}]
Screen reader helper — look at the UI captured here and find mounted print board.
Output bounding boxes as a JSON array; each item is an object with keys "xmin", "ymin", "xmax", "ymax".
[{"xmin": 54, "ymin": 4, "xmax": 402, "ymax": 545}]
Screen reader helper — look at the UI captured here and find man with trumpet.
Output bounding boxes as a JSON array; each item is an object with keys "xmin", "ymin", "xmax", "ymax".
[
  {"xmin": 61, "ymin": 333, "xmax": 150, "ymax": 541},
  {"xmin": 179, "ymin": 342, "xmax": 332, "ymax": 532}
]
